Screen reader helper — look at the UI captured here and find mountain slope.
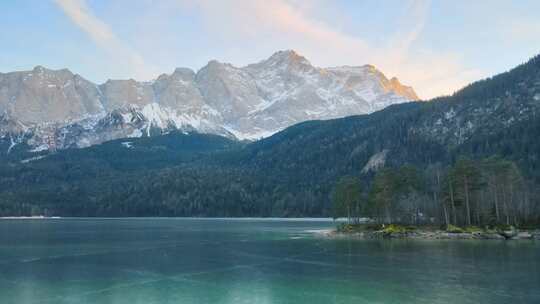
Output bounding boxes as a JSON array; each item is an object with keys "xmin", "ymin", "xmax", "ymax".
[
  {"xmin": 0, "ymin": 50, "xmax": 417, "ymax": 151},
  {"xmin": 0, "ymin": 66, "xmax": 104, "ymax": 124},
  {"xmin": 234, "ymin": 54, "xmax": 540, "ymax": 183},
  {"xmin": 0, "ymin": 54, "xmax": 539, "ymax": 217}
]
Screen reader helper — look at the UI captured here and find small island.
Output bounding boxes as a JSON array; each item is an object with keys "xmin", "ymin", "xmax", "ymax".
[
  {"xmin": 321, "ymin": 223, "xmax": 540, "ymax": 240},
  {"xmin": 328, "ymin": 157, "xmax": 540, "ymax": 241}
]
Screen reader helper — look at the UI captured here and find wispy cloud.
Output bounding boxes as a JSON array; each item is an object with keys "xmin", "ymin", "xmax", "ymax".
[
  {"xmin": 54, "ymin": 0, "xmax": 157, "ymax": 80},
  {"xmin": 54, "ymin": 0, "xmax": 482, "ymax": 98},
  {"xmin": 174, "ymin": 0, "xmax": 481, "ymax": 99}
]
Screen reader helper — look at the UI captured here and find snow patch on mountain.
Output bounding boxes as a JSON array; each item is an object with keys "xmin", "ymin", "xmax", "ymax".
[
  {"xmin": 0, "ymin": 50, "xmax": 419, "ymax": 152},
  {"xmin": 361, "ymin": 149, "xmax": 389, "ymax": 173}
]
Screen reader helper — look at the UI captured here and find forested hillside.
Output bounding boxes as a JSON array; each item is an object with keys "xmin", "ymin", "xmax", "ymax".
[{"xmin": 1, "ymin": 54, "xmax": 539, "ymax": 221}]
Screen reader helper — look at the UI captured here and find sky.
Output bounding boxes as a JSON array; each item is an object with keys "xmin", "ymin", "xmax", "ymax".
[{"xmin": 0, "ymin": 0, "xmax": 539, "ymax": 99}]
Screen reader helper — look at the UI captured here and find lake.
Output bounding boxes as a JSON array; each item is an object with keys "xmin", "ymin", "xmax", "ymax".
[{"xmin": 0, "ymin": 218, "xmax": 538, "ymax": 304}]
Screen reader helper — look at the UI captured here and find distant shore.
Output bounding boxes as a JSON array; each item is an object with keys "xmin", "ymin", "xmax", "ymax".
[
  {"xmin": 315, "ymin": 224, "xmax": 540, "ymax": 241},
  {"xmin": 0, "ymin": 216, "xmax": 61, "ymax": 219}
]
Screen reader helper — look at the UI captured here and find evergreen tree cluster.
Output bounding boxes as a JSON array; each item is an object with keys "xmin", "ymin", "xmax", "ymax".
[
  {"xmin": 1, "ymin": 54, "xmax": 540, "ymax": 219},
  {"xmin": 333, "ymin": 157, "xmax": 539, "ymax": 227}
]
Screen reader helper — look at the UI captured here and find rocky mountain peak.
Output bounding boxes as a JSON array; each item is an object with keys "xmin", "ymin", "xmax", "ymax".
[
  {"xmin": 172, "ymin": 67, "xmax": 196, "ymax": 79},
  {"xmin": 250, "ymin": 50, "xmax": 312, "ymax": 71},
  {"xmin": 1, "ymin": 51, "xmax": 419, "ymax": 149},
  {"xmin": 387, "ymin": 77, "xmax": 419, "ymax": 100},
  {"xmin": 0, "ymin": 66, "xmax": 103, "ymax": 124},
  {"xmin": 202, "ymin": 60, "xmax": 231, "ymax": 71},
  {"xmin": 270, "ymin": 49, "xmax": 310, "ymax": 63},
  {"xmin": 33, "ymin": 65, "xmax": 46, "ymax": 72},
  {"xmin": 31, "ymin": 65, "xmax": 73, "ymax": 78}
]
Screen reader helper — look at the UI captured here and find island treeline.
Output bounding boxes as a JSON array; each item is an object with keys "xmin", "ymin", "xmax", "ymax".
[{"xmin": 333, "ymin": 157, "xmax": 540, "ymax": 228}]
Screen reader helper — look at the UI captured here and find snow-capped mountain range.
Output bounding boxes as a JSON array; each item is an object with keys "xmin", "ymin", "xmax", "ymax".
[{"xmin": 0, "ymin": 50, "xmax": 418, "ymax": 151}]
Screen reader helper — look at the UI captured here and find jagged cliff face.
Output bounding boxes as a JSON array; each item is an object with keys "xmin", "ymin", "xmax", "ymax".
[
  {"xmin": 0, "ymin": 66, "xmax": 104, "ymax": 123},
  {"xmin": 0, "ymin": 50, "xmax": 418, "ymax": 151}
]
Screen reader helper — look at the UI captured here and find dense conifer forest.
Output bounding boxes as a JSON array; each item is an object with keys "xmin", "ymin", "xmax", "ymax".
[
  {"xmin": 332, "ymin": 157, "xmax": 538, "ymax": 228},
  {"xmin": 1, "ymin": 54, "xmax": 540, "ymax": 224}
]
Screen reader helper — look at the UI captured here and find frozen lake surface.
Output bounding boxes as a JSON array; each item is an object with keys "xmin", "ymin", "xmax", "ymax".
[{"xmin": 0, "ymin": 218, "xmax": 539, "ymax": 303}]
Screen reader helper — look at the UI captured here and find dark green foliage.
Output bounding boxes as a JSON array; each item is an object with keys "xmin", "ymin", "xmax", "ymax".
[
  {"xmin": 449, "ymin": 158, "xmax": 483, "ymax": 225},
  {"xmin": 381, "ymin": 224, "xmax": 416, "ymax": 234},
  {"xmin": 336, "ymin": 223, "xmax": 383, "ymax": 233},
  {"xmin": 332, "ymin": 176, "xmax": 363, "ymax": 222},
  {"xmin": 1, "ymin": 54, "xmax": 540, "ymax": 219},
  {"xmin": 446, "ymin": 224, "xmax": 465, "ymax": 233},
  {"xmin": 367, "ymin": 168, "xmax": 399, "ymax": 223}
]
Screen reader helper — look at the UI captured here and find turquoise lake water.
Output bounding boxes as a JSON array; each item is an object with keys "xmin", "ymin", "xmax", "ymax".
[{"xmin": 0, "ymin": 218, "xmax": 538, "ymax": 304}]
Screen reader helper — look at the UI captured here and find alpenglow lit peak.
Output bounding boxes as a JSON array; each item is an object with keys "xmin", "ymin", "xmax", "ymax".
[{"xmin": 0, "ymin": 50, "xmax": 418, "ymax": 151}]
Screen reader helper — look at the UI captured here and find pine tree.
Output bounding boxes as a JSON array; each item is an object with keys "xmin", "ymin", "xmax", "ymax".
[
  {"xmin": 451, "ymin": 158, "xmax": 483, "ymax": 226},
  {"xmin": 369, "ymin": 169, "xmax": 398, "ymax": 224},
  {"xmin": 332, "ymin": 176, "xmax": 362, "ymax": 223}
]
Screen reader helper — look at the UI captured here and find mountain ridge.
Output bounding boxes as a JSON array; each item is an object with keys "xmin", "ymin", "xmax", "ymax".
[
  {"xmin": 0, "ymin": 53, "xmax": 539, "ymax": 217},
  {"xmin": 0, "ymin": 50, "xmax": 418, "ymax": 151}
]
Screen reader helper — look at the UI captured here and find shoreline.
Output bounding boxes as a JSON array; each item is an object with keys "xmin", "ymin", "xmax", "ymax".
[
  {"xmin": 0, "ymin": 216, "xmax": 62, "ymax": 219},
  {"xmin": 0, "ymin": 216, "xmax": 337, "ymax": 221},
  {"xmin": 314, "ymin": 228, "xmax": 540, "ymax": 241}
]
